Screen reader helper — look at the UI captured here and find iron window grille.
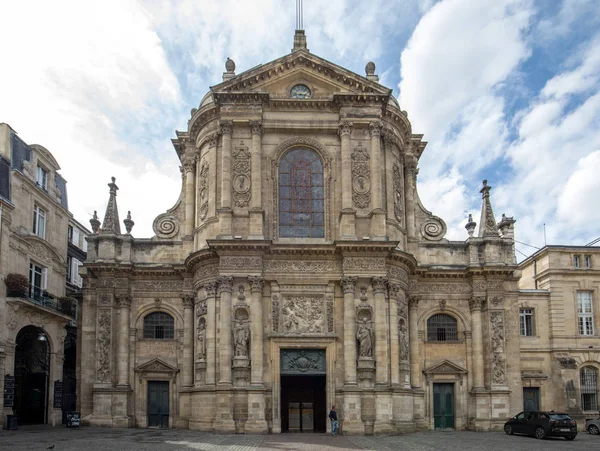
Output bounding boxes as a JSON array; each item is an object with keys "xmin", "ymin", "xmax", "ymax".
[
  {"xmin": 427, "ymin": 314, "xmax": 458, "ymax": 342},
  {"xmin": 143, "ymin": 312, "xmax": 174, "ymax": 339},
  {"xmin": 580, "ymin": 366, "xmax": 598, "ymax": 411}
]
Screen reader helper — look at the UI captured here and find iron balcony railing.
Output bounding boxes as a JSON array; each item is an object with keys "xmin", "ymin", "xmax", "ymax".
[{"xmin": 27, "ymin": 285, "xmax": 76, "ymax": 318}]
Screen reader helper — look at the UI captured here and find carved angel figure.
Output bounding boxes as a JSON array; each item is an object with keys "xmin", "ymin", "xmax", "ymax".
[
  {"xmin": 197, "ymin": 319, "xmax": 207, "ymax": 360},
  {"xmin": 233, "ymin": 319, "xmax": 250, "ymax": 357},
  {"xmin": 356, "ymin": 318, "xmax": 373, "ymax": 358}
]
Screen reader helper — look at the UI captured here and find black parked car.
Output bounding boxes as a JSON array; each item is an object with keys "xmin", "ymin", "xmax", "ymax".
[{"xmin": 504, "ymin": 411, "xmax": 577, "ymax": 440}]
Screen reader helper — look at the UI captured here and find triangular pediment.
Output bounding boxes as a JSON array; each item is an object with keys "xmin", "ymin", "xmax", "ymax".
[
  {"xmin": 211, "ymin": 50, "xmax": 391, "ymax": 98},
  {"xmin": 135, "ymin": 358, "xmax": 179, "ymax": 374},
  {"xmin": 423, "ymin": 360, "xmax": 468, "ymax": 375}
]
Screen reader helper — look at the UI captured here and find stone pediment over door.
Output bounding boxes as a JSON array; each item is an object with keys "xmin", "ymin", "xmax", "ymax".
[
  {"xmin": 423, "ymin": 360, "xmax": 468, "ymax": 376},
  {"xmin": 135, "ymin": 358, "xmax": 179, "ymax": 378},
  {"xmin": 211, "ymin": 50, "xmax": 391, "ymax": 98}
]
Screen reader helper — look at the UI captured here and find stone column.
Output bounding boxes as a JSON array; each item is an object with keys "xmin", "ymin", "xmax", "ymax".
[
  {"xmin": 182, "ymin": 155, "xmax": 196, "ymax": 237},
  {"xmin": 219, "ymin": 120, "xmax": 233, "ymax": 237},
  {"xmin": 204, "ymin": 282, "xmax": 218, "ymax": 385},
  {"xmin": 408, "ymin": 296, "xmax": 421, "ymax": 388},
  {"xmin": 342, "ymin": 276, "xmax": 358, "ymax": 384},
  {"xmin": 218, "ymin": 276, "xmax": 234, "ymax": 384},
  {"xmin": 369, "ymin": 121, "xmax": 386, "ymax": 239},
  {"xmin": 214, "ymin": 275, "xmax": 235, "ymax": 433},
  {"xmin": 404, "ymin": 156, "xmax": 417, "ymax": 241},
  {"xmin": 246, "ymin": 275, "xmax": 268, "ymax": 433},
  {"xmin": 248, "ymin": 121, "xmax": 264, "ymax": 238},
  {"xmin": 116, "ymin": 294, "xmax": 131, "ymax": 387},
  {"xmin": 341, "ymin": 276, "xmax": 363, "ymax": 434},
  {"xmin": 182, "ymin": 293, "xmax": 195, "ymax": 388},
  {"xmin": 372, "ymin": 277, "xmax": 389, "ymax": 384},
  {"xmin": 388, "ymin": 284, "xmax": 401, "ymax": 386},
  {"xmin": 338, "ymin": 120, "xmax": 355, "ymax": 239},
  {"xmin": 469, "ymin": 297, "xmax": 485, "ymax": 389}
]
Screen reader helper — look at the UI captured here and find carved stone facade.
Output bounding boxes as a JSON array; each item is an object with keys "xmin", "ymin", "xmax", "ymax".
[{"xmin": 79, "ymin": 31, "xmax": 538, "ymax": 435}]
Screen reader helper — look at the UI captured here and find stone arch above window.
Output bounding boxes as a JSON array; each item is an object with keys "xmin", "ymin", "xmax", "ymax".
[
  {"xmin": 278, "ymin": 148, "xmax": 325, "ymax": 238},
  {"xmin": 580, "ymin": 365, "xmax": 598, "ymax": 411},
  {"xmin": 427, "ymin": 313, "xmax": 458, "ymax": 342},
  {"xmin": 143, "ymin": 312, "xmax": 175, "ymax": 340}
]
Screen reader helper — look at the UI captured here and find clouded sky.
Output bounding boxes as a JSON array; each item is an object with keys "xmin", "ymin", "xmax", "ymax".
[{"xmin": 1, "ymin": 0, "xmax": 598, "ymax": 259}]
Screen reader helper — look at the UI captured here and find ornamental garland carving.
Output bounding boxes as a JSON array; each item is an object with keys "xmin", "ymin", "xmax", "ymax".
[
  {"xmin": 220, "ymin": 256, "xmax": 262, "ymax": 270},
  {"xmin": 96, "ymin": 310, "xmax": 111, "ymax": 383},
  {"xmin": 279, "ymin": 284, "xmax": 327, "ymax": 293},
  {"xmin": 232, "ymin": 146, "xmax": 251, "ymax": 207},
  {"xmin": 351, "ymin": 144, "xmax": 371, "ymax": 208},
  {"xmin": 28, "ymin": 242, "xmax": 54, "ymax": 264},
  {"xmin": 282, "ymin": 296, "xmax": 325, "ymax": 334},
  {"xmin": 414, "ymin": 282, "xmax": 472, "ymax": 294},
  {"xmin": 343, "ymin": 257, "xmax": 386, "ymax": 272},
  {"xmin": 197, "ymin": 159, "xmax": 209, "ymax": 221},
  {"xmin": 387, "ymin": 266, "xmax": 408, "ymax": 283},
  {"xmin": 491, "ymin": 312, "xmax": 506, "ymax": 384},
  {"xmin": 326, "ymin": 295, "xmax": 334, "ymax": 333},
  {"xmin": 133, "ymin": 280, "xmax": 184, "ymax": 292},
  {"xmin": 265, "ymin": 260, "xmax": 342, "ymax": 273},
  {"xmin": 392, "ymin": 162, "xmax": 404, "ymax": 225},
  {"xmin": 272, "ymin": 295, "xmax": 280, "ymax": 332}
]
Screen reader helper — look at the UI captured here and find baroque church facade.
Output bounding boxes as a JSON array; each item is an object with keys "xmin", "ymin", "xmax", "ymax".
[{"xmin": 79, "ymin": 31, "xmax": 522, "ymax": 434}]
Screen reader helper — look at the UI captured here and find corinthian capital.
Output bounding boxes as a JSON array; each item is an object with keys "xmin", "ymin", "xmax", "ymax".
[
  {"xmin": 388, "ymin": 282, "xmax": 402, "ymax": 300},
  {"xmin": 181, "ymin": 293, "xmax": 195, "ymax": 309},
  {"xmin": 469, "ymin": 296, "xmax": 486, "ymax": 312},
  {"xmin": 219, "ymin": 120, "xmax": 233, "ymax": 136},
  {"xmin": 371, "ymin": 276, "xmax": 388, "ymax": 294},
  {"xmin": 247, "ymin": 276, "xmax": 264, "ymax": 293},
  {"xmin": 218, "ymin": 275, "xmax": 234, "ymax": 294},
  {"xmin": 338, "ymin": 120, "xmax": 353, "ymax": 137},
  {"xmin": 116, "ymin": 294, "xmax": 131, "ymax": 309},
  {"xmin": 248, "ymin": 120, "xmax": 263, "ymax": 136},
  {"xmin": 369, "ymin": 121, "xmax": 383, "ymax": 138},
  {"xmin": 182, "ymin": 156, "xmax": 196, "ymax": 174},
  {"xmin": 341, "ymin": 276, "xmax": 357, "ymax": 294},
  {"xmin": 203, "ymin": 281, "xmax": 218, "ymax": 297},
  {"xmin": 408, "ymin": 295, "xmax": 420, "ymax": 310}
]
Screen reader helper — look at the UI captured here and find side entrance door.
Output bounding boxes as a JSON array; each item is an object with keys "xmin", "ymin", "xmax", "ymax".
[
  {"xmin": 433, "ymin": 383, "xmax": 455, "ymax": 429},
  {"xmin": 147, "ymin": 381, "xmax": 169, "ymax": 428},
  {"xmin": 523, "ymin": 387, "xmax": 540, "ymax": 411}
]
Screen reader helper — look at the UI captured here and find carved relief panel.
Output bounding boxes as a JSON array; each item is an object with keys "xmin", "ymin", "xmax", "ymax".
[
  {"xmin": 272, "ymin": 289, "xmax": 332, "ymax": 335},
  {"xmin": 351, "ymin": 144, "xmax": 371, "ymax": 208},
  {"xmin": 197, "ymin": 158, "xmax": 209, "ymax": 220},
  {"xmin": 392, "ymin": 161, "xmax": 404, "ymax": 225},
  {"xmin": 96, "ymin": 310, "xmax": 112, "ymax": 383},
  {"xmin": 491, "ymin": 312, "xmax": 506, "ymax": 384},
  {"xmin": 232, "ymin": 146, "xmax": 251, "ymax": 207}
]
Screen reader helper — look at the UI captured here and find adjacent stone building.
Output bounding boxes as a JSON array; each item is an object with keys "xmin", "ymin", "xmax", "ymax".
[
  {"xmin": 80, "ymin": 31, "xmax": 522, "ymax": 433},
  {"xmin": 0, "ymin": 123, "xmax": 80, "ymax": 427},
  {"xmin": 518, "ymin": 245, "xmax": 600, "ymax": 423}
]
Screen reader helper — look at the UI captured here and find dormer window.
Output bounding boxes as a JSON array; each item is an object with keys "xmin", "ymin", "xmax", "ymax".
[{"xmin": 36, "ymin": 165, "xmax": 48, "ymax": 191}]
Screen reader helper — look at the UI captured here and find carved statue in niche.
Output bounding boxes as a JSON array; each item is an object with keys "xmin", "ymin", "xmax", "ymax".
[
  {"xmin": 398, "ymin": 318, "xmax": 409, "ymax": 361},
  {"xmin": 197, "ymin": 317, "xmax": 206, "ymax": 360},
  {"xmin": 356, "ymin": 317, "xmax": 374, "ymax": 358},
  {"xmin": 233, "ymin": 318, "xmax": 250, "ymax": 357}
]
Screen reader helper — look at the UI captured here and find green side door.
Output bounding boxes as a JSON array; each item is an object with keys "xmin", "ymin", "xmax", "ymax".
[{"xmin": 433, "ymin": 383, "xmax": 455, "ymax": 429}]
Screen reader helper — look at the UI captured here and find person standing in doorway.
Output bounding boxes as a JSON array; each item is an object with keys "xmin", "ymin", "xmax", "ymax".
[{"xmin": 328, "ymin": 405, "xmax": 338, "ymax": 436}]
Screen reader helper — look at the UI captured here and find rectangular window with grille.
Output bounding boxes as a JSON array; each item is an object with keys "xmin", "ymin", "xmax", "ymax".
[
  {"xmin": 581, "ymin": 367, "xmax": 598, "ymax": 411},
  {"xmin": 520, "ymin": 309, "xmax": 534, "ymax": 336},
  {"xmin": 426, "ymin": 314, "xmax": 458, "ymax": 342},
  {"xmin": 577, "ymin": 291, "xmax": 594, "ymax": 336}
]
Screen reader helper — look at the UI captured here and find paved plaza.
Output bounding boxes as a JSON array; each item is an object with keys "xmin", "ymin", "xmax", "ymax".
[{"xmin": 0, "ymin": 426, "xmax": 598, "ymax": 451}]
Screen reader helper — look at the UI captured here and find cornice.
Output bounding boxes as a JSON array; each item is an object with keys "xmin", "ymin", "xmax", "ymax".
[
  {"xmin": 335, "ymin": 240, "xmax": 399, "ymax": 255},
  {"xmin": 184, "ymin": 248, "xmax": 219, "ymax": 270}
]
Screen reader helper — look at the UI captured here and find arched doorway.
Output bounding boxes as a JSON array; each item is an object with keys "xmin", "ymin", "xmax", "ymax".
[{"xmin": 14, "ymin": 326, "xmax": 50, "ymax": 424}]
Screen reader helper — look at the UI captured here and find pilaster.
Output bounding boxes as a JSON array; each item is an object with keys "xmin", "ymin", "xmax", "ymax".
[
  {"xmin": 339, "ymin": 120, "xmax": 356, "ymax": 239},
  {"xmin": 219, "ymin": 120, "xmax": 233, "ymax": 237},
  {"xmin": 408, "ymin": 296, "xmax": 421, "ymax": 388},
  {"xmin": 248, "ymin": 121, "xmax": 264, "ymax": 239},
  {"xmin": 369, "ymin": 121, "xmax": 386, "ymax": 240},
  {"xmin": 182, "ymin": 293, "xmax": 195, "ymax": 388}
]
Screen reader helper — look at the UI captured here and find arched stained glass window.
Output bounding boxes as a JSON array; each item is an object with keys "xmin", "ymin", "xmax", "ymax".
[
  {"xmin": 143, "ymin": 312, "xmax": 175, "ymax": 339},
  {"xmin": 279, "ymin": 148, "xmax": 324, "ymax": 238},
  {"xmin": 427, "ymin": 313, "xmax": 458, "ymax": 342}
]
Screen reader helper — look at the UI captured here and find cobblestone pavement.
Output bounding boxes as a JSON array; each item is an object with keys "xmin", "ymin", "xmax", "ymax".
[{"xmin": 0, "ymin": 426, "xmax": 598, "ymax": 451}]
